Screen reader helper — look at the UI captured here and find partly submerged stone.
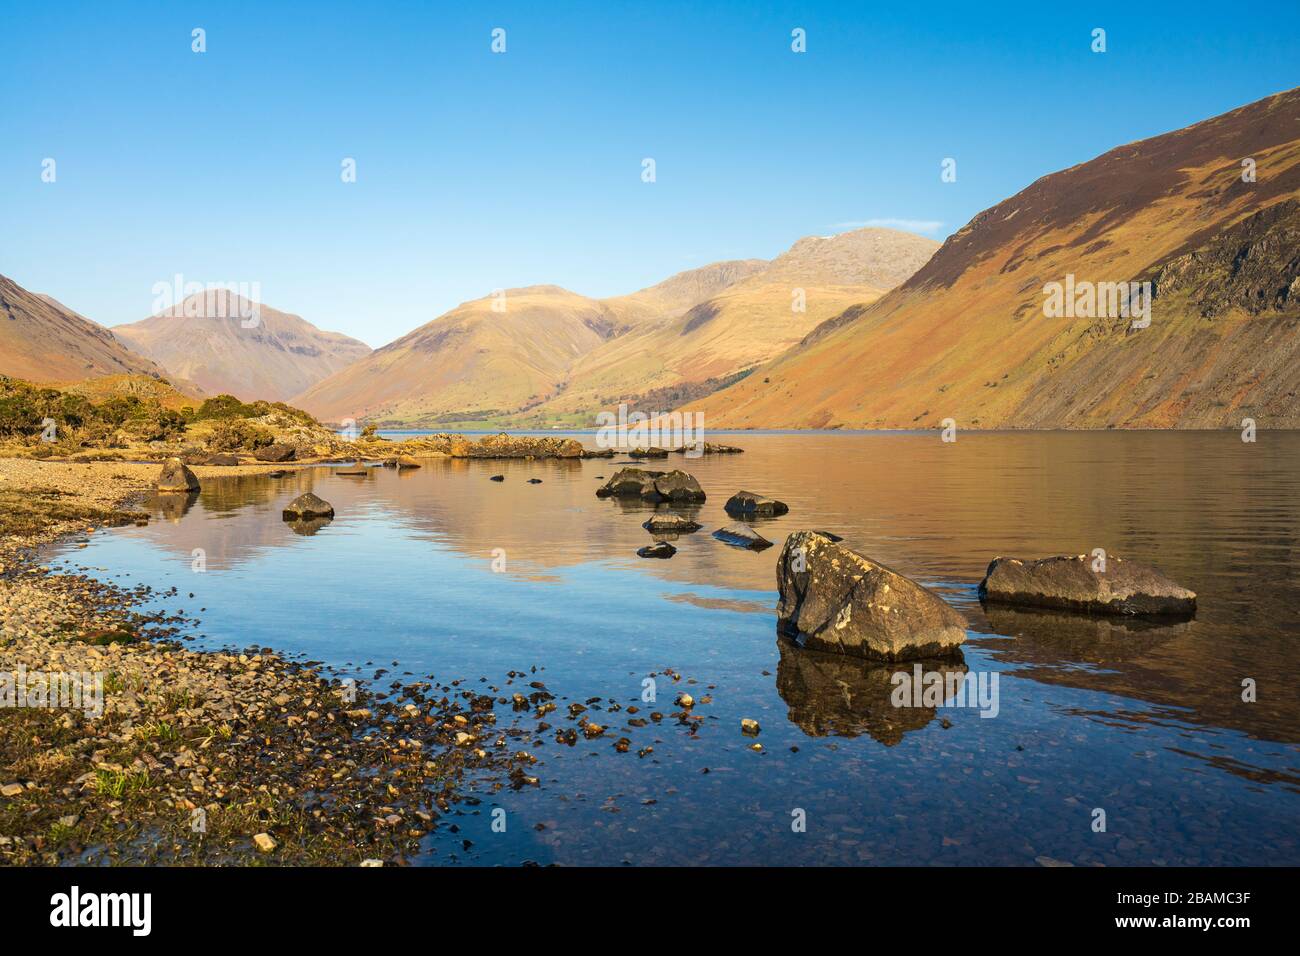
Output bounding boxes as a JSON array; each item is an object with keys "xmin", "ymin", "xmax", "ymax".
[
  {"xmin": 776, "ymin": 531, "xmax": 967, "ymax": 661},
  {"xmin": 628, "ymin": 447, "xmax": 670, "ymax": 459},
  {"xmin": 282, "ymin": 492, "xmax": 334, "ymax": 520},
  {"xmin": 724, "ymin": 490, "xmax": 789, "ymax": 517},
  {"xmin": 653, "ymin": 470, "xmax": 705, "ymax": 503},
  {"xmin": 636, "ymin": 541, "xmax": 677, "ymax": 559},
  {"xmin": 712, "ymin": 523, "xmax": 773, "ymax": 550},
  {"xmin": 155, "ymin": 457, "xmax": 200, "ymax": 493},
  {"xmin": 978, "ymin": 555, "xmax": 1196, "ymax": 616},
  {"xmin": 383, "ymin": 456, "xmax": 422, "ymax": 469},
  {"xmin": 596, "ymin": 467, "xmax": 705, "ymax": 503},
  {"xmin": 642, "ymin": 514, "xmax": 702, "ymax": 534}
]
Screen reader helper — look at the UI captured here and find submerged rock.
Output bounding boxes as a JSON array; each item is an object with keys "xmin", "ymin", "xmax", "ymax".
[
  {"xmin": 642, "ymin": 514, "xmax": 702, "ymax": 534},
  {"xmin": 636, "ymin": 542, "xmax": 677, "ymax": 559},
  {"xmin": 282, "ymin": 492, "xmax": 335, "ymax": 520},
  {"xmin": 978, "ymin": 555, "xmax": 1196, "ymax": 616},
  {"xmin": 724, "ymin": 490, "xmax": 789, "ymax": 517},
  {"xmin": 155, "ymin": 457, "xmax": 200, "ymax": 493},
  {"xmin": 254, "ymin": 444, "xmax": 296, "ymax": 462},
  {"xmin": 333, "ymin": 465, "xmax": 369, "ymax": 476},
  {"xmin": 776, "ymin": 531, "xmax": 967, "ymax": 660},
  {"xmin": 595, "ymin": 467, "xmax": 705, "ymax": 503},
  {"xmin": 489, "ymin": 474, "xmax": 505, "ymax": 482},
  {"xmin": 712, "ymin": 523, "xmax": 772, "ymax": 550}
]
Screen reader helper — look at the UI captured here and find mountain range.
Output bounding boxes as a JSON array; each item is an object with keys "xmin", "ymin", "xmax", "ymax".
[
  {"xmin": 6, "ymin": 87, "xmax": 1296, "ymax": 429},
  {"xmin": 112, "ymin": 290, "xmax": 372, "ymax": 403},
  {"xmin": 293, "ymin": 227, "xmax": 939, "ymax": 427},
  {"xmin": 687, "ymin": 87, "xmax": 1300, "ymax": 429}
]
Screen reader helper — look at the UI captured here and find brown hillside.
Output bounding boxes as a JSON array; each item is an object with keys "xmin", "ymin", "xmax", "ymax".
[{"xmin": 689, "ymin": 88, "xmax": 1300, "ymax": 429}]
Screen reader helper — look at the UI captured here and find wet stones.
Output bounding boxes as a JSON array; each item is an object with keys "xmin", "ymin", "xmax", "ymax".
[
  {"xmin": 282, "ymin": 492, "xmax": 335, "ymax": 520},
  {"xmin": 978, "ymin": 555, "xmax": 1196, "ymax": 616},
  {"xmin": 712, "ymin": 523, "xmax": 773, "ymax": 550},
  {"xmin": 724, "ymin": 491, "xmax": 789, "ymax": 517},
  {"xmin": 776, "ymin": 531, "xmax": 967, "ymax": 661},
  {"xmin": 642, "ymin": 514, "xmax": 702, "ymax": 534},
  {"xmin": 595, "ymin": 467, "xmax": 705, "ymax": 503},
  {"xmin": 154, "ymin": 458, "xmax": 200, "ymax": 493},
  {"xmin": 636, "ymin": 541, "xmax": 677, "ymax": 559}
]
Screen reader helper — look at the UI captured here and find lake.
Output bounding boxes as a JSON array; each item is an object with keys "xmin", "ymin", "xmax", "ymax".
[{"xmin": 49, "ymin": 431, "xmax": 1300, "ymax": 865}]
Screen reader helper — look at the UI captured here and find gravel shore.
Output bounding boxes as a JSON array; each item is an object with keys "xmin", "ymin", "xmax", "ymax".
[{"xmin": 0, "ymin": 458, "xmax": 544, "ymax": 865}]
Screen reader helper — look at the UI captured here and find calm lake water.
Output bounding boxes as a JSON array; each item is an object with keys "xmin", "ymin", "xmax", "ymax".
[{"xmin": 50, "ymin": 432, "xmax": 1300, "ymax": 866}]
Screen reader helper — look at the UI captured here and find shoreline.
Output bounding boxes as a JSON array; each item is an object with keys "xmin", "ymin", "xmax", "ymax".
[{"xmin": 0, "ymin": 458, "xmax": 542, "ymax": 866}]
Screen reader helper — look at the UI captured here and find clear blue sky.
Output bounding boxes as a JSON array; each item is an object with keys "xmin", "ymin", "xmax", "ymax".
[{"xmin": 2, "ymin": 0, "xmax": 1296, "ymax": 348}]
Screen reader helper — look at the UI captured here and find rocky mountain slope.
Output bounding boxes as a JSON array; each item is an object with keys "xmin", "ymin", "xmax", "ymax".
[
  {"xmin": 0, "ymin": 274, "xmax": 166, "ymax": 383},
  {"xmin": 113, "ymin": 290, "xmax": 372, "ymax": 403},
  {"xmin": 686, "ymin": 87, "xmax": 1300, "ymax": 429},
  {"xmin": 296, "ymin": 228, "xmax": 939, "ymax": 426}
]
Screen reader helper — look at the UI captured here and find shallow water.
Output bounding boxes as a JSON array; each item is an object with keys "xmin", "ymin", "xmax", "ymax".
[{"xmin": 50, "ymin": 432, "xmax": 1300, "ymax": 865}]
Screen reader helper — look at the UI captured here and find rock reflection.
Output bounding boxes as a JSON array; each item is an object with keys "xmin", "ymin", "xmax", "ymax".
[
  {"xmin": 775, "ymin": 638, "xmax": 968, "ymax": 745},
  {"xmin": 980, "ymin": 604, "xmax": 1189, "ymax": 666},
  {"xmin": 148, "ymin": 491, "xmax": 199, "ymax": 522},
  {"xmin": 285, "ymin": 516, "xmax": 333, "ymax": 536}
]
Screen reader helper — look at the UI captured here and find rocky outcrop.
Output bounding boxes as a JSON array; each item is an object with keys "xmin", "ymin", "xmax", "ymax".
[
  {"xmin": 776, "ymin": 531, "xmax": 967, "ymax": 660},
  {"xmin": 724, "ymin": 491, "xmax": 789, "ymax": 517},
  {"xmin": 642, "ymin": 514, "xmax": 702, "ymax": 534},
  {"xmin": 155, "ymin": 458, "xmax": 200, "ymax": 493},
  {"xmin": 712, "ymin": 523, "xmax": 773, "ymax": 550},
  {"xmin": 282, "ymin": 492, "xmax": 334, "ymax": 520},
  {"xmin": 1152, "ymin": 198, "xmax": 1300, "ymax": 318},
  {"xmin": 978, "ymin": 554, "xmax": 1196, "ymax": 615},
  {"xmin": 595, "ymin": 468, "xmax": 705, "ymax": 503},
  {"xmin": 450, "ymin": 433, "xmax": 584, "ymax": 459},
  {"xmin": 675, "ymin": 442, "xmax": 743, "ymax": 455},
  {"xmin": 254, "ymin": 444, "xmax": 297, "ymax": 463}
]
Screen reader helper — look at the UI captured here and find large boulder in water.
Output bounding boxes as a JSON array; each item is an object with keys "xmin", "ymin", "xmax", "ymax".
[
  {"xmin": 653, "ymin": 470, "xmax": 705, "ymax": 503},
  {"xmin": 724, "ymin": 490, "xmax": 789, "ymax": 517},
  {"xmin": 155, "ymin": 458, "xmax": 200, "ymax": 493},
  {"xmin": 777, "ymin": 531, "xmax": 967, "ymax": 661},
  {"xmin": 596, "ymin": 468, "xmax": 705, "ymax": 503},
  {"xmin": 978, "ymin": 555, "xmax": 1196, "ymax": 616},
  {"xmin": 282, "ymin": 492, "xmax": 335, "ymax": 520}
]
